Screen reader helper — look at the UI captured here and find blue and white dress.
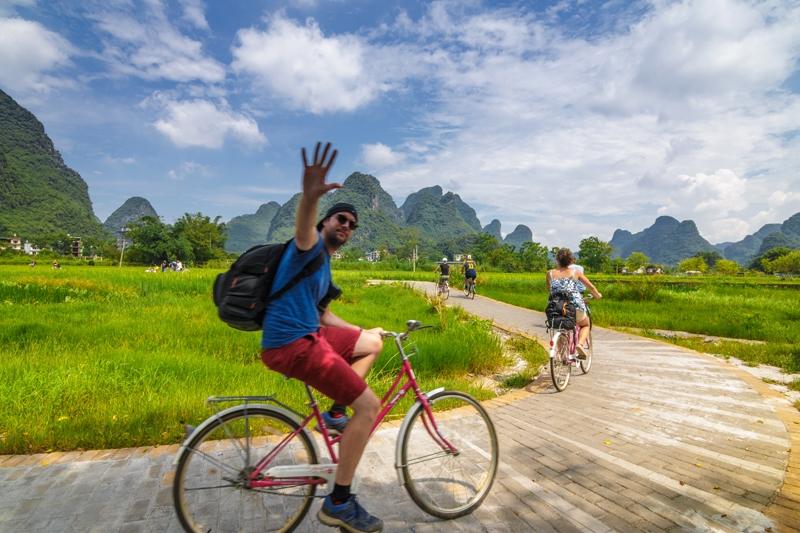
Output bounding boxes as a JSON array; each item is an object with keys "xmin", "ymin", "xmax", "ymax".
[{"xmin": 549, "ymin": 275, "xmax": 586, "ymax": 313}]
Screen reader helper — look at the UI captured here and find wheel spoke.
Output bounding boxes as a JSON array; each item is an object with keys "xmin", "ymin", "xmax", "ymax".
[{"xmin": 174, "ymin": 408, "xmax": 318, "ymax": 532}]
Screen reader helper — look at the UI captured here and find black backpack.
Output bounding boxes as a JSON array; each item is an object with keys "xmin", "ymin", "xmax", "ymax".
[
  {"xmin": 213, "ymin": 240, "xmax": 329, "ymax": 331},
  {"xmin": 545, "ymin": 290, "xmax": 576, "ymax": 330}
]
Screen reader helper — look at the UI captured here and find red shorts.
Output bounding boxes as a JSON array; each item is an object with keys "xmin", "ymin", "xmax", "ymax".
[{"xmin": 261, "ymin": 327, "xmax": 366, "ymax": 406}]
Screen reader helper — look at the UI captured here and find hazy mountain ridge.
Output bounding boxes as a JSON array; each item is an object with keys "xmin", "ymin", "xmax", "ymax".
[
  {"xmin": 103, "ymin": 197, "xmax": 159, "ymax": 238},
  {"xmin": 0, "ymin": 89, "xmax": 105, "ymax": 240},
  {"xmin": 224, "ymin": 201, "xmax": 280, "ymax": 253},
  {"xmin": 610, "ymin": 216, "xmax": 716, "ymax": 265},
  {"xmin": 503, "ymin": 225, "xmax": 533, "ymax": 248}
]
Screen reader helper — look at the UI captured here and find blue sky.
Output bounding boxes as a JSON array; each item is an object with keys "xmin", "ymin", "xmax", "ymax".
[{"xmin": 1, "ymin": 0, "xmax": 799, "ymax": 248}]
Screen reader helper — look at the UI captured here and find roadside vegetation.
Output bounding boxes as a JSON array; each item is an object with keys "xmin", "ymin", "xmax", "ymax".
[{"xmin": 0, "ymin": 265, "xmax": 520, "ymax": 454}]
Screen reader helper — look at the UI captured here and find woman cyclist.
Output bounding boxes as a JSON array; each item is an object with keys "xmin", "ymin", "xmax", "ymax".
[{"xmin": 546, "ymin": 249, "xmax": 602, "ymax": 359}]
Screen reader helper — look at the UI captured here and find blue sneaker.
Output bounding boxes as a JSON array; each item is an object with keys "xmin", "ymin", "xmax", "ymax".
[
  {"xmin": 318, "ymin": 495, "xmax": 383, "ymax": 532},
  {"xmin": 321, "ymin": 410, "xmax": 349, "ymax": 434}
]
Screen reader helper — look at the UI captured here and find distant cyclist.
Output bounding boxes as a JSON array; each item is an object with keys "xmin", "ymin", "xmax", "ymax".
[
  {"xmin": 436, "ymin": 257, "xmax": 450, "ymax": 288},
  {"xmin": 547, "ymin": 249, "xmax": 602, "ymax": 359},
  {"xmin": 462, "ymin": 254, "xmax": 477, "ymax": 288}
]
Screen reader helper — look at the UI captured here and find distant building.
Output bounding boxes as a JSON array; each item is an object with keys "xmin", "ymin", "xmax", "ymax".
[
  {"xmin": 70, "ymin": 237, "xmax": 82, "ymax": 257},
  {"xmin": 0, "ymin": 234, "xmax": 23, "ymax": 251},
  {"xmin": 23, "ymin": 241, "xmax": 41, "ymax": 255},
  {"xmin": 646, "ymin": 266, "xmax": 663, "ymax": 275},
  {"xmin": 365, "ymin": 250, "xmax": 381, "ymax": 262},
  {"xmin": 684, "ymin": 270, "xmax": 703, "ymax": 276},
  {"xmin": 331, "ymin": 250, "xmax": 343, "ymax": 260}
]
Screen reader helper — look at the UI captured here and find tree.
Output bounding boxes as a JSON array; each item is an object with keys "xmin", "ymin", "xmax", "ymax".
[
  {"xmin": 678, "ymin": 256, "xmax": 708, "ymax": 273},
  {"xmin": 577, "ymin": 237, "xmax": 613, "ymax": 273},
  {"xmin": 625, "ymin": 251, "xmax": 649, "ymax": 271},
  {"xmin": 763, "ymin": 249, "xmax": 800, "ymax": 274},
  {"xmin": 518, "ymin": 241, "xmax": 550, "ymax": 272},
  {"xmin": 750, "ymin": 247, "xmax": 792, "ymax": 271},
  {"xmin": 173, "ymin": 213, "xmax": 227, "ymax": 264},
  {"xmin": 692, "ymin": 251, "xmax": 723, "ymax": 268},
  {"xmin": 126, "ymin": 216, "xmax": 179, "ymax": 264},
  {"xmin": 610, "ymin": 257, "xmax": 625, "ymax": 274},
  {"xmin": 714, "ymin": 259, "xmax": 740, "ymax": 275}
]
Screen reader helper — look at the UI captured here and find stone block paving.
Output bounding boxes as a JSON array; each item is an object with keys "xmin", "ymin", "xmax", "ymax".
[{"xmin": 1, "ymin": 282, "xmax": 798, "ymax": 532}]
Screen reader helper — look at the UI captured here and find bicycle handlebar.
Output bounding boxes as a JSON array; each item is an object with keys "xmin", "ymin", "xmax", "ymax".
[{"xmin": 380, "ymin": 320, "xmax": 433, "ymax": 339}]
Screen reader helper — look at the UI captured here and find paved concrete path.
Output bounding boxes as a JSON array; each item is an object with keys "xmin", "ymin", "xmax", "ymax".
[{"xmin": 1, "ymin": 282, "xmax": 798, "ymax": 532}]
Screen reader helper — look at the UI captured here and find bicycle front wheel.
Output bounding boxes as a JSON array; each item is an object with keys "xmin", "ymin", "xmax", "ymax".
[
  {"xmin": 550, "ymin": 332, "xmax": 571, "ymax": 391},
  {"xmin": 173, "ymin": 406, "xmax": 318, "ymax": 533},
  {"xmin": 399, "ymin": 390, "xmax": 498, "ymax": 519}
]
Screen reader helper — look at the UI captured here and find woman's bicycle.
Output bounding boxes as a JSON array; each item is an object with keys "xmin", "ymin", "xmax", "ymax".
[
  {"xmin": 173, "ymin": 320, "xmax": 499, "ymax": 532},
  {"xmin": 463, "ymin": 278, "xmax": 476, "ymax": 299},
  {"xmin": 437, "ymin": 275, "xmax": 450, "ymax": 299},
  {"xmin": 547, "ymin": 299, "xmax": 593, "ymax": 392}
]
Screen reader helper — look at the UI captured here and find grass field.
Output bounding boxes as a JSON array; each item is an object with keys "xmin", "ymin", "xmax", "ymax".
[{"xmin": 0, "ymin": 265, "xmax": 530, "ymax": 454}]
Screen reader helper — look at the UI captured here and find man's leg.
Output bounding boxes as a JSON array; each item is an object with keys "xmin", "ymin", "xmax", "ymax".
[
  {"xmin": 335, "ymin": 387, "xmax": 380, "ymax": 485},
  {"xmin": 328, "ymin": 330, "xmax": 382, "ymax": 417}
]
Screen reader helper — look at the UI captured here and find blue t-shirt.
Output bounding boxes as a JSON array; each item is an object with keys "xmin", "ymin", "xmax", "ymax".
[{"xmin": 261, "ymin": 236, "xmax": 331, "ymax": 349}]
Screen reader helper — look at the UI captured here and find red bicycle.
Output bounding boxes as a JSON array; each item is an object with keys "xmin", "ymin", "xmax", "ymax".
[{"xmin": 173, "ymin": 320, "xmax": 498, "ymax": 532}]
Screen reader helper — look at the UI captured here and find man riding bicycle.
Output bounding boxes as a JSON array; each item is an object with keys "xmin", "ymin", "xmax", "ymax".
[
  {"xmin": 259, "ymin": 142, "xmax": 384, "ymax": 532},
  {"xmin": 436, "ymin": 257, "xmax": 450, "ymax": 288},
  {"xmin": 462, "ymin": 254, "xmax": 477, "ymax": 288}
]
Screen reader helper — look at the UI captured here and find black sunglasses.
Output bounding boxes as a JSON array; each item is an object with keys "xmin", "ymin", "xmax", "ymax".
[{"xmin": 335, "ymin": 213, "xmax": 358, "ymax": 230}]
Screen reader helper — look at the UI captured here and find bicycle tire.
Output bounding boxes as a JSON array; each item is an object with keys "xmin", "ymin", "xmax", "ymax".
[
  {"xmin": 399, "ymin": 390, "xmax": 498, "ymax": 519},
  {"xmin": 174, "ymin": 406, "xmax": 318, "ymax": 533},
  {"xmin": 550, "ymin": 332, "xmax": 571, "ymax": 391},
  {"xmin": 580, "ymin": 317, "xmax": 593, "ymax": 374}
]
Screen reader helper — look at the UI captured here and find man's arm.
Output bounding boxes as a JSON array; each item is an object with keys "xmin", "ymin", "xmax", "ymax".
[
  {"xmin": 320, "ymin": 308, "xmax": 359, "ymax": 330},
  {"xmin": 295, "ymin": 142, "xmax": 339, "ymax": 251}
]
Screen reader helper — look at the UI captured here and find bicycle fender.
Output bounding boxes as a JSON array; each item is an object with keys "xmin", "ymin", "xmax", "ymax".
[
  {"xmin": 174, "ymin": 403, "xmax": 321, "ymax": 465},
  {"xmin": 393, "ymin": 387, "xmax": 445, "ymax": 485}
]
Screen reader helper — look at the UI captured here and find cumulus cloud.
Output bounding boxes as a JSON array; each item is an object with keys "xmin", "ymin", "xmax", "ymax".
[
  {"xmin": 232, "ymin": 15, "xmax": 407, "ymax": 113},
  {"xmin": 152, "ymin": 98, "xmax": 266, "ymax": 149},
  {"xmin": 178, "ymin": 0, "xmax": 209, "ymax": 30},
  {"xmin": 367, "ymin": 0, "xmax": 800, "ymax": 246},
  {"xmin": 0, "ymin": 17, "xmax": 73, "ymax": 93},
  {"xmin": 360, "ymin": 143, "xmax": 405, "ymax": 169},
  {"xmin": 90, "ymin": 2, "xmax": 223, "ymax": 82}
]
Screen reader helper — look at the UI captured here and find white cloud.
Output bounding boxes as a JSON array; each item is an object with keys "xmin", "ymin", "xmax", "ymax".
[
  {"xmin": 360, "ymin": 143, "xmax": 405, "ymax": 169},
  {"xmin": 178, "ymin": 0, "xmax": 209, "ymax": 30},
  {"xmin": 366, "ymin": 0, "xmax": 800, "ymax": 247},
  {"xmin": 167, "ymin": 161, "xmax": 210, "ymax": 181},
  {"xmin": 232, "ymin": 15, "xmax": 402, "ymax": 113},
  {"xmin": 153, "ymin": 98, "xmax": 266, "ymax": 149},
  {"xmin": 90, "ymin": 3, "xmax": 223, "ymax": 83},
  {"xmin": 0, "ymin": 17, "xmax": 73, "ymax": 93}
]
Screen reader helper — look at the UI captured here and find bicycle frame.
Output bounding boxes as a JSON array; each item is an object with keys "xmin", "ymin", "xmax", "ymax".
[{"xmin": 243, "ymin": 331, "xmax": 458, "ymax": 489}]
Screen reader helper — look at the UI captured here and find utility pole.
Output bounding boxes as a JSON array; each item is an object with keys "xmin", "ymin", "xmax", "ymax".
[
  {"xmin": 118, "ymin": 227, "xmax": 128, "ymax": 267},
  {"xmin": 412, "ymin": 245, "xmax": 417, "ymax": 272}
]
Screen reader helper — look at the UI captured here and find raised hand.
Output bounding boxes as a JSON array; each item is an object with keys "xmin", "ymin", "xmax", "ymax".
[{"xmin": 301, "ymin": 142, "xmax": 339, "ymax": 201}]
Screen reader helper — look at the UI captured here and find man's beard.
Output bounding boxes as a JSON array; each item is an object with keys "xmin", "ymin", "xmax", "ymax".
[{"xmin": 323, "ymin": 228, "xmax": 348, "ymax": 249}]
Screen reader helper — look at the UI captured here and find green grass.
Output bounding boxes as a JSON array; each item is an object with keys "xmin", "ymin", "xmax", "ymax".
[{"xmin": 0, "ymin": 266, "xmax": 510, "ymax": 454}]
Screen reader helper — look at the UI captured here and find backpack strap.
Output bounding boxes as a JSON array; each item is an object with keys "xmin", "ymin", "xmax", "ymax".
[{"xmin": 267, "ymin": 243, "xmax": 326, "ymax": 303}]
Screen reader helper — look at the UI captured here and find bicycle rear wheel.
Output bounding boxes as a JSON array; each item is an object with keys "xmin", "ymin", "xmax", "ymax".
[
  {"xmin": 173, "ymin": 406, "xmax": 318, "ymax": 533},
  {"xmin": 399, "ymin": 390, "xmax": 498, "ymax": 519},
  {"xmin": 580, "ymin": 319, "xmax": 593, "ymax": 374},
  {"xmin": 550, "ymin": 332, "xmax": 571, "ymax": 391}
]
